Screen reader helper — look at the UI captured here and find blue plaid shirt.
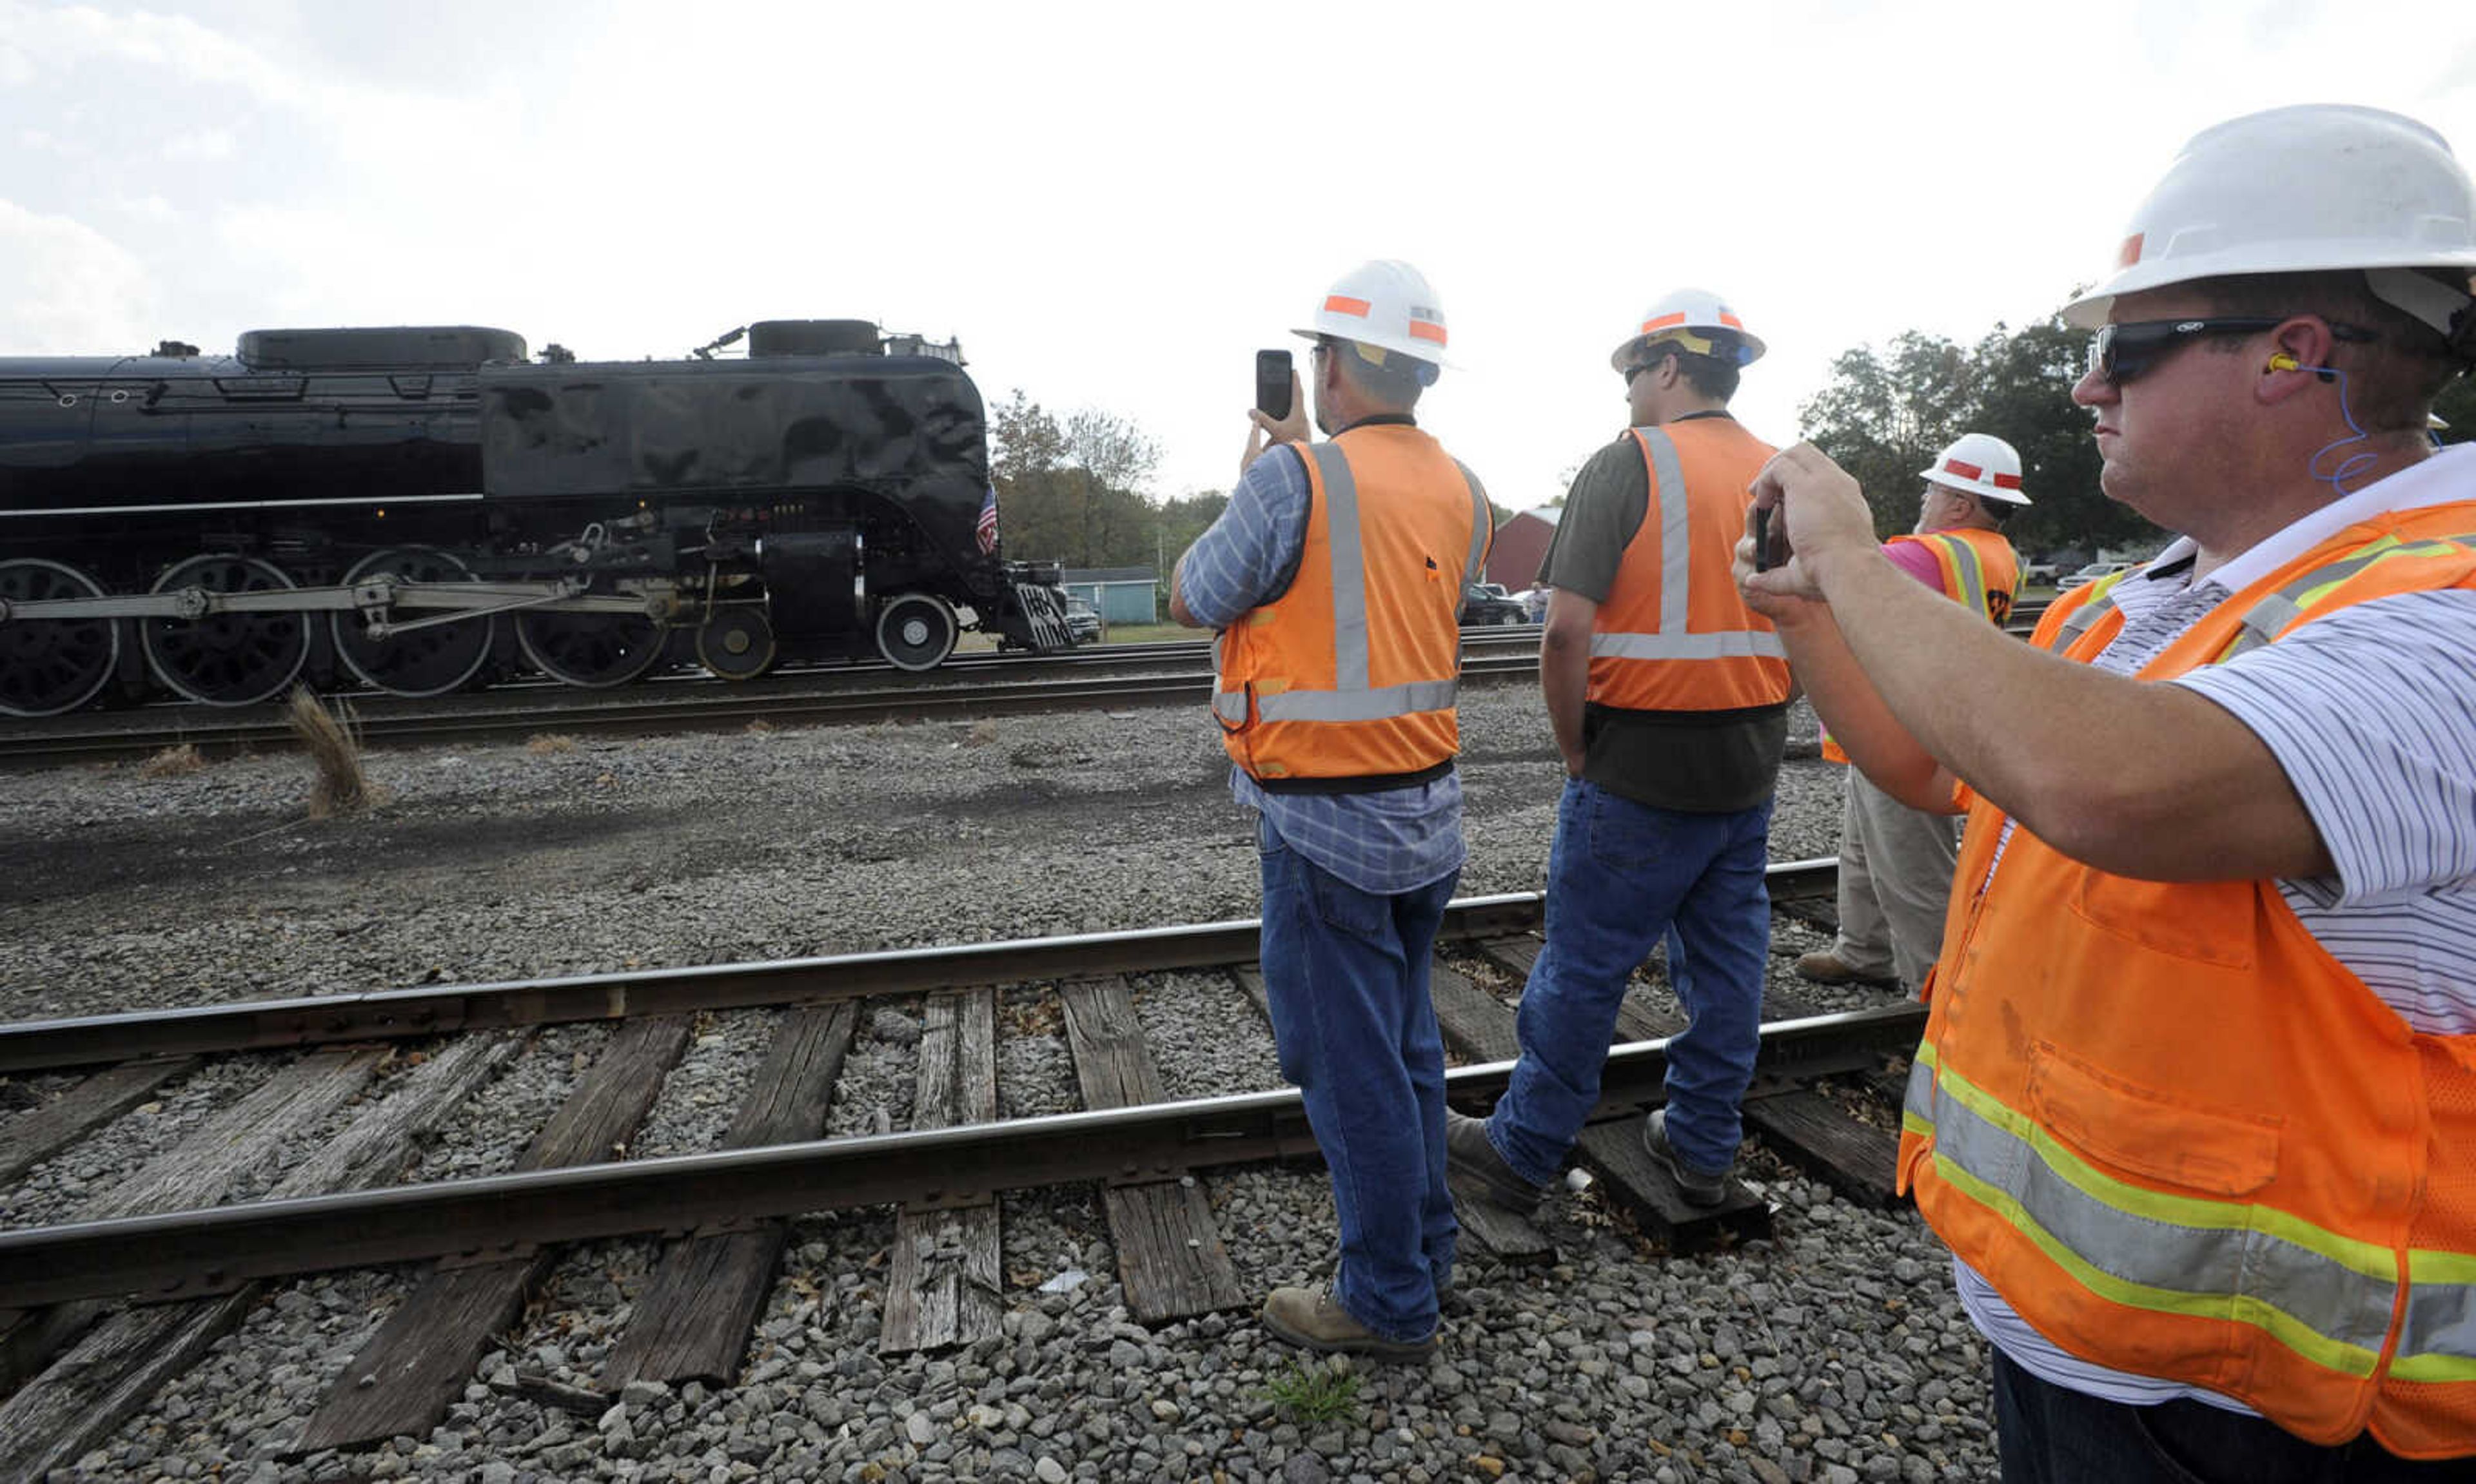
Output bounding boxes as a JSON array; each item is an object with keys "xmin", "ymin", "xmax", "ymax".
[{"xmin": 1175, "ymin": 436, "xmax": 1467, "ymax": 895}]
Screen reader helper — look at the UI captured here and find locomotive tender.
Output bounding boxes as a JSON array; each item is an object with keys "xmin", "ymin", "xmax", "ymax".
[{"xmin": 0, "ymin": 318, "xmax": 1072, "ymax": 716}]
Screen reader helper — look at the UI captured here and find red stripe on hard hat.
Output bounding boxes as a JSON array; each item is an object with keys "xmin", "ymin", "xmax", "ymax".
[
  {"xmin": 1640, "ymin": 312, "xmax": 1687, "ymax": 332},
  {"xmin": 1992, "ymin": 472, "xmax": 2022, "ymax": 489},
  {"xmin": 1408, "ymin": 320, "xmax": 1447, "ymax": 345},
  {"xmin": 2116, "ymin": 233, "xmax": 2145, "ymax": 269},
  {"xmin": 1943, "ymin": 458, "xmax": 1984, "ymax": 480},
  {"xmin": 1324, "ymin": 295, "xmax": 1372, "ymax": 318}
]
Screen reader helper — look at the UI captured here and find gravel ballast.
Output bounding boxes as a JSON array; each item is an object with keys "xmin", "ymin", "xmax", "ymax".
[{"xmin": 0, "ymin": 681, "xmax": 1996, "ymax": 1482}]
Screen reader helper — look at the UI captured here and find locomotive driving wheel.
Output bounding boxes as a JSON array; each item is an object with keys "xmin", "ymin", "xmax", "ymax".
[
  {"xmin": 515, "ymin": 609, "xmax": 665, "ymax": 689},
  {"xmin": 141, "ymin": 554, "xmax": 310, "ymax": 707},
  {"xmin": 331, "ymin": 546, "xmax": 497, "ymax": 697},
  {"xmin": 694, "ymin": 606, "xmax": 777, "ymax": 681},
  {"xmin": 874, "ymin": 592, "xmax": 958, "ymax": 672},
  {"xmin": 0, "ymin": 558, "xmax": 121, "ymax": 718}
]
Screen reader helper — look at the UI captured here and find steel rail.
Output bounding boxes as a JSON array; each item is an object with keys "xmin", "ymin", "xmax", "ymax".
[
  {"xmin": 0, "ymin": 1001, "xmax": 1925, "ymax": 1311},
  {"xmin": 0, "ymin": 641, "xmax": 1546, "ymax": 768},
  {"xmin": 0, "ymin": 860, "xmax": 1839, "ymax": 1073}
]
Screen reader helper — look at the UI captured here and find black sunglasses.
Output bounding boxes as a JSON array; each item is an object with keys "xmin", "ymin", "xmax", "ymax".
[
  {"xmin": 2086, "ymin": 317, "xmax": 2376, "ymax": 384},
  {"xmin": 1623, "ymin": 352, "xmax": 1675, "ymax": 386}
]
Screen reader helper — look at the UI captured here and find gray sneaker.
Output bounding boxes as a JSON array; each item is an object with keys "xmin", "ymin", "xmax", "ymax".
[
  {"xmin": 1643, "ymin": 1108, "xmax": 1729, "ymax": 1207},
  {"xmin": 1444, "ymin": 1110, "xmax": 1548, "ymax": 1215}
]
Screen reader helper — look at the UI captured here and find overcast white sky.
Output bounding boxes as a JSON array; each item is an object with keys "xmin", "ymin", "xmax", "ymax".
[{"xmin": 6, "ymin": 1, "xmax": 2475, "ymax": 516}]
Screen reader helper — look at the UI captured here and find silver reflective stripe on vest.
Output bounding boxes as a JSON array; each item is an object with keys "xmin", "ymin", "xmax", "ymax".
[
  {"xmin": 1649, "ymin": 428, "xmax": 1694, "ymax": 636},
  {"xmin": 1211, "ymin": 630, "xmax": 1247, "ymax": 723},
  {"xmin": 1455, "ymin": 460, "xmax": 1491, "ymax": 594},
  {"xmin": 2047, "ymin": 590, "xmax": 2121, "ymax": 654},
  {"xmin": 1259, "ymin": 677, "xmax": 1460, "ymax": 722},
  {"xmin": 1309, "ymin": 443, "xmax": 1373, "ymax": 692},
  {"xmin": 1586, "ymin": 426, "xmax": 1782, "ymax": 664},
  {"xmin": 1934, "ymin": 533, "xmax": 1991, "ymax": 620},
  {"xmin": 1591, "ymin": 629, "xmax": 1787, "ymax": 660},
  {"xmin": 1920, "ymin": 1063, "xmax": 2407, "ymax": 1370},
  {"xmin": 2221, "ymin": 532, "xmax": 2476, "ymax": 659}
]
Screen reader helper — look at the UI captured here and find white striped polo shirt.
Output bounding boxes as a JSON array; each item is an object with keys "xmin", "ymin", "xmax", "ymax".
[{"xmin": 1958, "ymin": 442, "xmax": 2476, "ymax": 1411}]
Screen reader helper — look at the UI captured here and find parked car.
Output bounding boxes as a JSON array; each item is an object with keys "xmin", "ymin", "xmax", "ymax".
[
  {"xmin": 2056, "ymin": 560, "xmax": 2136, "ymax": 591},
  {"xmin": 1460, "ymin": 585, "xmax": 1529, "ymax": 625},
  {"xmin": 1063, "ymin": 596, "xmax": 1103, "ymax": 643},
  {"xmin": 2019, "ymin": 560, "xmax": 2061, "ymax": 586}
]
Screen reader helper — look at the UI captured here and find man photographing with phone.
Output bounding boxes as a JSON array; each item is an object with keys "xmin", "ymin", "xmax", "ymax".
[{"xmin": 1170, "ymin": 259, "xmax": 1492, "ymax": 1360}]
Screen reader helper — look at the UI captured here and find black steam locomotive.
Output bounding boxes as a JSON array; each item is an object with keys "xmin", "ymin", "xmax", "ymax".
[{"xmin": 0, "ymin": 318, "xmax": 1072, "ymax": 716}]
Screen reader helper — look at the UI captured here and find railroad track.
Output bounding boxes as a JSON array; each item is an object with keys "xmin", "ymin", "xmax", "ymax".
[
  {"xmin": 0, "ymin": 631, "xmax": 1549, "ymax": 770},
  {"xmin": 0, "ymin": 599, "xmax": 2056, "ymax": 772},
  {"xmin": 0, "ymin": 858, "xmax": 1920, "ymax": 1472}
]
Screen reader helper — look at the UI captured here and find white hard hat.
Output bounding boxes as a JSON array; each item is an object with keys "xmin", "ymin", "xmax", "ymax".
[
  {"xmin": 1920, "ymin": 432, "xmax": 2031, "ymax": 505},
  {"xmin": 1611, "ymin": 288, "xmax": 1765, "ymax": 372},
  {"xmin": 2063, "ymin": 104, "xmax": 2476, "ymax": 344},
  {"xmin": 1292, "ymin": 259, "xmax": 1453, "ymax": 369}
]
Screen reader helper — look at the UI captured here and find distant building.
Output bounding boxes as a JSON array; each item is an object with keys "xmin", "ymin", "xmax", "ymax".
[
  {"xmin": 1059, "ymin": 567, "xmax": 1159, "ymax": 625},
  {"xmin": 1486, "ymin": 507, "xmax": 1560, "ymax": 592}
]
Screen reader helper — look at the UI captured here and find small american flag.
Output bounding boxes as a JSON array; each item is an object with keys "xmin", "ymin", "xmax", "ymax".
[{"xmin": 976, "ymin": 487, "xmax": 999, "ymax": 554}]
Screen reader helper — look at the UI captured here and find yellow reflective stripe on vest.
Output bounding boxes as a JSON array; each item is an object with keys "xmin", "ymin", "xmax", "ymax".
[
  {"xmin": 1590, "ymin": 427, "xmax": 1784, "ymax": 663},
  {"xmin": 2221, "ymin": 532, "xmax": 2476, "ymax": 660},
  {"xmin": 1913, "ymin": 1055, "xmax": 2437, "ymax": 1378}
]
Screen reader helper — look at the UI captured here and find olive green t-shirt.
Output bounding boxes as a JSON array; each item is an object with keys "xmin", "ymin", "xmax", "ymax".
[{"xmin": 1535, "ymin": 420, "xmax": 1787, "ymax": 814}]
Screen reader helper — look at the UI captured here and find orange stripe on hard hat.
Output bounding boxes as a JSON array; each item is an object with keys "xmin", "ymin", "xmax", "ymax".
[
  {"xmin": 1718, "ymin": 312, "xmax": 1743, "ymax": 328},
  {"xmin": 1640, "ymin": 312, "xmax": 1687, "ymax": 333},
  {"xmin": 2116, "ymin": 233, "xmax": 2145, "ymax": 268},
  {"xmin": 1409, "ymin": 320, "xmax": 1447, "ymax": 345},
  {"xmin": 1324, "ymin": 295, "xmax": 1373, "ymax": 318}
]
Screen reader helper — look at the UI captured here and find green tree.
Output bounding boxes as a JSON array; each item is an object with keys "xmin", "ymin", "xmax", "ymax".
[
  {"xmin": 988, "ymin": 391, "xmax": 1168, "ymax": 569},
  {"xmin": 1799, "ymin": 314, "xmax": 2166, "ymax": 561},
  {"xmin": 2435, "ymin": 371, "xmax": 2476, "ymax": 444}
]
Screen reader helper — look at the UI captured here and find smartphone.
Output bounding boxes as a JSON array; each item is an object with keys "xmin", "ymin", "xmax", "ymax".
[
  {"xmin": 1255, "ymin": 349, "xmax": 1293, "ymax": 421},
  {"xmin": 1753, "ymin": 505, "xmax": 1782, "ymax": 572}
]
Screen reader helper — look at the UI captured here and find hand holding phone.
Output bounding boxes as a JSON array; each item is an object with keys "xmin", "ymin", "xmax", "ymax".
[
  {"xmin": 1255, "ymin": 349, "xmax": 1293, "ymax": 421},
  {"xmin": 1753, "ymin": 504, "xmax": 1778, "ymax": 572}
]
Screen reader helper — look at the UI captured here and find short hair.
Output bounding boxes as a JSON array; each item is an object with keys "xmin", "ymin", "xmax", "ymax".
[
  {"xmin": 2197, "ymin": 269, "xmax": 2466, "ymax": 433},
  {"xmin": 1327, "ymin": 338, "xmax": 1429, "ymax": 409},
  {"xmin": 1638, "ymin": 345, "xmax": 1742, "ymax": 402}
]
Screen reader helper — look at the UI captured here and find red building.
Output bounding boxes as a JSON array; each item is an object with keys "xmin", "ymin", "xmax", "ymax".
[{"xmin": 1485, "ymin": 507, "xmax": 1560, "ymax": 592}]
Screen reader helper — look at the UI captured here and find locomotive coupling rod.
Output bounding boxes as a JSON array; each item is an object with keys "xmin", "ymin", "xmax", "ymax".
[
  {"xmin": 2, "ymin": 583, "xmax": 653, "ymax": 624},
  {"xmin": 0, "ymin": 1003, "xmax": 1927, "ymax": 1309}
]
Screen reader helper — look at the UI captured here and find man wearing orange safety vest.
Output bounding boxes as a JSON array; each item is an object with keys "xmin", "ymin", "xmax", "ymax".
[
  {"xmin": 1447, "ymin": 289, "xmax": 1793, "ymax": 1215},
  {"xmin": 1171, "ymin": 260, "xmax": 1491, "ymax": 1362},
  {"xmin": 1797, "ymin": 432, "xmax": 2027, "ymax": 995},
  {"xmin": 1743, "ymin": 104, "xmax": 2476, "ymax": 1476}
]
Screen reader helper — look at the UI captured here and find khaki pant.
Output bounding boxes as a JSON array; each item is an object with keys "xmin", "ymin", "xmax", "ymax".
[{"xmin": 1830, "ymin": 766, "xmax": 1960, "ymax": 991}]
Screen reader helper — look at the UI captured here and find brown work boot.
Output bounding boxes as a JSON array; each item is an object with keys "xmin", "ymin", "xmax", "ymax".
[
  {"xmin": 1445, "ymin": 1110, "xmax": 1548, "ymax": 1215},
  {"xmin": 1793, "ymin": 949, "xmax": 1897, "ymax": 987},
  {"xmin": 1260, "ymin": 1285, "xmax": 1437, "ymax": 1362}
]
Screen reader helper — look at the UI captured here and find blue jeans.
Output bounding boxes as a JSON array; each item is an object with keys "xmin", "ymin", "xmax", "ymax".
[
  {"xmin": 1489, "ymin": 778, "xmax": 1773, "ymax": 1183},
  {"xmin": 1992, "ymin": 1349, "xmax": 2463, "ymax": 1482},
  {"xmin": 1256, "ymin": 814, "xmax": 1458, "ymax": 1343}
]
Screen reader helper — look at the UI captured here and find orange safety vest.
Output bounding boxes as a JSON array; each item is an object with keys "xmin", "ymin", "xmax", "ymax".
[
  {"xmin": 1822, "ymin": 526, "xmax": 2018, "ymax": 764},
  {"xmin": 1212, "ymin": 424, "xmax": 1491, "ymax": 788},
  {"xmin": 1586, "ymin": 420, "xmax": 1789, "ymax": 713},
  {"xmin": 1898, "ymin": 503, "xmax": 2476, "ymax": 1458}
]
